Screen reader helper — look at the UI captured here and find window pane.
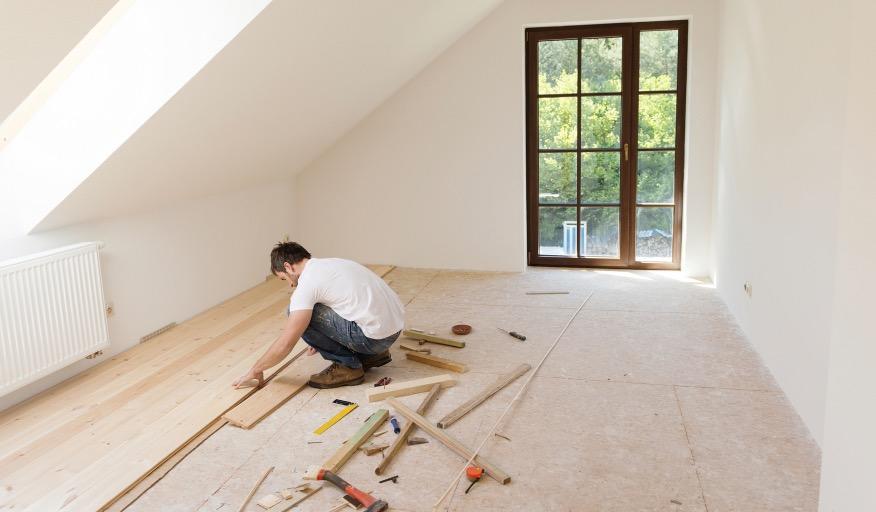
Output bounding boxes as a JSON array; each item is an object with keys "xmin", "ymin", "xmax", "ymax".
[
  {"xmin": 581, "ymin": 96, "xmax": 621, "ymax": 148},
  {"xmin": 581, "ymin": 152, "xmax": 620, "ymax": 204},
  {"xmin": 639, "ymin": 30, "xmax": 678, "ymax": 91},
  {"xmin": 538, "ymin": 39, "xmax": 577, "ymax": 94},
  {"xmin": 580, "ymin": 207, "xmax": 620, "ymax": 258},
  {"xmin": 539, "ymin": 152, "xmax": 576, "ymax": 204},
  {"xmin": 637, "ymin": 151, "xmax": 675, "ymax": 203},
  {"xmin": 539, "ymin": 97, "xmax": 577, "ymax": 149},
  {"xmin": 538, "ymin": 207, "xmax": 577, "ymax": 256},
  {"xmin": 638, "ymin": 93, "xmax": 676, "ymax": 148},
  {"xmin": 636, "ymin": 207, "xmax": 674, "ymax": 261},
  {"xmin": 581, "ymin": 37, "xmax": 622, "ymax": 93}
]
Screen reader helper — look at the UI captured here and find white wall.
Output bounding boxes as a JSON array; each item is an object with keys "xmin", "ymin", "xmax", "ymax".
[
  {"xmin": 819, "ymin": 1, "xmax": 876, "ymax": 509},
  {"xmin": 0, "ymin": 180, "xmax": 295, "ymax": 411},
  {"xmin": 0, "ymin": 0, "xmax": 271, "ymax": 236},
  {"xmin": 712, "ymin": 0, "xmax": 850, "ymax": 444},
  {"xmin": 294, "ymin": 0, "xmax": 719, "ymax": 273}
]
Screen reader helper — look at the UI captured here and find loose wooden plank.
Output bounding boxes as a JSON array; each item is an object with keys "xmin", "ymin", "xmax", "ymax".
[
  {"xmin": 365, "ymin": 374, "xmax": 456, "ymax": 403},
  {"xmin": 437, "ymin": 364, "xmax": 531, "ymax": 429},
  {"xmin": 385, "ymin": 398, "xmax": 511, "ymax": 484},
  {"xmin": 222, "ymin": 347, "xmax": 325, "ymax": 429},
  {"xmin": 405, "ymin": 352, "xmax": 468, "ymax": 373},
  {"xmin": 374, "ymin": 384, "xmax": 441, "ymax": 475},
  {"xmin": 402, "ymin": 330, "xmax": 465, "ymax": 348},
  {"xmin": 398, "ymin": 341, "xmax": 430, "ymax": 353},
  {"xmin": 304, "ymin": 410, "xmax": 389, "ymax": 479}
]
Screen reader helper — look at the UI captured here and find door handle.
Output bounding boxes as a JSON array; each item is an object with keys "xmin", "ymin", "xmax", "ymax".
[{"xmin": 624, "ymin": 143, "xmax": 629, "ymax": 161}]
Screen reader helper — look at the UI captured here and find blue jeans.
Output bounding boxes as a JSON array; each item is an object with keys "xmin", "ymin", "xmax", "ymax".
[{"xmin": 302, "ymin": 303, "xmax": 400, "ymax": 369}]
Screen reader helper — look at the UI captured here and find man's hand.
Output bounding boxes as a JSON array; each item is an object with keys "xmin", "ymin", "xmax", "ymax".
[
  {"xmin": 233, "ymin": 368, "xmax": 264, "ymax": 389},
  {"xmin": 306, "ymin": 346, "xmax": 318, "ymax": 356}
]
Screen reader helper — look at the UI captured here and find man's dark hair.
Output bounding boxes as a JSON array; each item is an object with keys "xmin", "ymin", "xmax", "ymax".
[{"xmin": 270, "ymin": 242, "xmax": 311, "ymax": 274}]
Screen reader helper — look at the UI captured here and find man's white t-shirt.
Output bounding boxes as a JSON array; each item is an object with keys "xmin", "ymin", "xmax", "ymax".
[{"xmin": 288, "ymin": 258, "xmax": 405, "ymax": 339}]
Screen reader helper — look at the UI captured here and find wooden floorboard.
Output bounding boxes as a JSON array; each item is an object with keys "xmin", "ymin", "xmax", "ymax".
[{"xmin": 0, "ymin": 264, "xmax": 394, "ymax": 512}]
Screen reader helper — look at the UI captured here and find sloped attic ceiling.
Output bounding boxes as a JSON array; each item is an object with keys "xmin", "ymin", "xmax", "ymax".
[
  {"xmin": 0, "ymin": 0, "xmax": 118, "ymax": 125},
  {"xmin": 36, "ymin": 0, "xmax": 503, "ymax": 231}
]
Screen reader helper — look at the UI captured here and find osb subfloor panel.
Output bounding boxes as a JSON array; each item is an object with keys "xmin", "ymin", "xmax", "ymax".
[{"xmin": 128, "ymin": 268, "xmax": 820, "ymax": 512}]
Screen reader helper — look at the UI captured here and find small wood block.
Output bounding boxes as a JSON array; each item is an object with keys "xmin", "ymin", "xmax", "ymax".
[
  {"xmin": 360, "ymin": 443, "xmax": 390, "ymax": 455},
  {"xmin": 405, "ymin": 352, "xmax": 468, "ymax": 373},
  {"xmin": 279, "ymin": 488, "xmax": 294, "ymax": 499},
  {"xmin": 406, "ymin": 437, "xmax": 428, "ymax": 446},
  {"xmin": 402, "ymin": 329, "xmax": 465, "ymax": 348},
  {"xmin": 399, "ymin": 341, "xmax": 430, "ymax": 353},
  {"xmin": 257, "ymin": 493, "xmax": 282, "ymax": 509},
  {"xmin": 365, "ymin": 374, "xmax": 456, "ymax": 403}
]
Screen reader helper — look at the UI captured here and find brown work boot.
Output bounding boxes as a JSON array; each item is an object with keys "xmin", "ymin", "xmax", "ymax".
[
  {"xmin": 359, "ymin": 350, "xmax": 392, "ymax": 370},
  {"xmin": 308, "ymin": 362, "xmax": 365, "ymax": 389}
]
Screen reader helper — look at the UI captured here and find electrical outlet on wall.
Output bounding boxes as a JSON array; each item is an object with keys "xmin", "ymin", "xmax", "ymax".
[{"xmin": 743, "ymin": 282, "xmax": 753, "ymax": 298}]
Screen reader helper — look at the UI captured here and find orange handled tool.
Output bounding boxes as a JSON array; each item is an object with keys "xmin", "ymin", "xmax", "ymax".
[
  {"xmin": 464, "ymin": 466, "xmax": 484, "ymax": 494},
  {"xmin": 316, "ymin": 470, "xmax": 389, "ymax": 512}
]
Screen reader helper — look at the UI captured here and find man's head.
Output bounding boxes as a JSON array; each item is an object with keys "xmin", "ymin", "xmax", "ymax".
[{"xmin": 270, "ymin": 242, "xmax": 311, "ymax": 287}]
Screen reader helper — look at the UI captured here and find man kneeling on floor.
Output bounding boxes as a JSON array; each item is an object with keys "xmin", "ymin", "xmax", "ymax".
[{"xmin": 233, "ymin": 242, "xmax": 404, "ymax": 389}]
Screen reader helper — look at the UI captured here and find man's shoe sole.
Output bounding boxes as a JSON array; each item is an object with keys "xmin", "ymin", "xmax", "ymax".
[
  {"xmin": 307, "ymin": 375, "xmax": 365, "ymax": 389},
  {"xmin": 362, "ymin": 355, "xmax": 392, "ymax": 370}
]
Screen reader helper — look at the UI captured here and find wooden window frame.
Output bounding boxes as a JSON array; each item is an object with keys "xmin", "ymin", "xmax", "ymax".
[{"xmin": 525, "ymin": 20, "xmax": 688, "ymax": 270}]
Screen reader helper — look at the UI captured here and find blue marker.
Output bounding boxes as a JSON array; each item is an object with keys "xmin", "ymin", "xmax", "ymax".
[{"xmin": 390, "ymin": 416, "xmax": 401, "ymax": 434}]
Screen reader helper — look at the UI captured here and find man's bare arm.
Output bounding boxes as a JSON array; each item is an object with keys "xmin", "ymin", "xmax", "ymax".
[{"xmin": 232, "ymin": 308, "xmax": 313, "ymax": 388}]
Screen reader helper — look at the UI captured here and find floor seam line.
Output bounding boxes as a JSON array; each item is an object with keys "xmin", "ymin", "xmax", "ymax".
[
  {"xmin": 673, "ymin": 385, "xmax": 710, "ymax": 512},
  {"xmin": 531, "ymin": 374, "xmax": 779, "ymax": 393}
]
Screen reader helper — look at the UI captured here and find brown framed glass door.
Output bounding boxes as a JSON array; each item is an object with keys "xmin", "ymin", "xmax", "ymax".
[{"xmin": 526, "ymin": 21, "xmax": 687, "ymax": 269}]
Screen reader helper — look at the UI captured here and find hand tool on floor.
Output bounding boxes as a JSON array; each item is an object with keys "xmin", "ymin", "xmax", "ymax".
[
  {"xmin": 496, "ymin": 327, "xmax": 526, "ymax": 341},
  {"xmin": 316, "ymin": 470, "xmax": 389, "ymax": 512},
  {"xmin": 314, "ymin": 403, "xmax": 358, "ymax": 434},
  {"xmin": 390, "ymin": 416, "xmax": 401, "ymax": 434},
  {"xmin": 452, "ymin": 323, "xmax": 472, "ymax": 335},
  {"xmin": 374, "ymin": 376, "xmax": 392, "ymax": 387},
  {"xmin": 464, "ymin": 466, "xmax": 483, "ymax": 494}
]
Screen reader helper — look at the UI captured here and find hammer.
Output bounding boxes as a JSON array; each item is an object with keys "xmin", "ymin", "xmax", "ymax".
[{"xmin": 316, "ymin": 470, "xmax": 389, "ymax": 512}]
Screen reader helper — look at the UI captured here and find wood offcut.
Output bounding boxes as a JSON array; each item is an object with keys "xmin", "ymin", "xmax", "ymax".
[
  {"xmin": 365, "ymin": 374, "xmax": 456, "ymax": 403},
  {"xmin": 437, "ymin": 363, "xmax": 531, "ymax": 429},
  {"xmin": 402, "ymin": 330, "xmax": 465, "ymax": 348},
  {"xmin": 404, "ymin": 352, "xmax": 468, "ymax": 373}
]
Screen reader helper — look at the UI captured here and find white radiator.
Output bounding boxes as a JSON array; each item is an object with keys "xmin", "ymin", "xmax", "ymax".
[{"xmin": 0, "ymin": 242, "xmax": 109, "ymax": 397}]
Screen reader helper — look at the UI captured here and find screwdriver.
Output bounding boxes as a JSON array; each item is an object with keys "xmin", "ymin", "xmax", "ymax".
[{"xmin": 496, "ymin": 327, "xmax": 526, "ymax": 341}]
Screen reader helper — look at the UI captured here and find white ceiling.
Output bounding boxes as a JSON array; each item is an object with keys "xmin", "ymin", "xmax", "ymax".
[
  {"xmin": 36, "ymin": 0, "xmax": 503, "ymax": 231},
  {"xmin": 0, "ymin": 0, "xmax": 118, "ymax": 125}
]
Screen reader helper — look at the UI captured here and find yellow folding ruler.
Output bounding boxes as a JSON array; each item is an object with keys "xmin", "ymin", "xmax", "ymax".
[{"xmin": 313, "ymin": 403, "xmax": 358, "ymax": 435}]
